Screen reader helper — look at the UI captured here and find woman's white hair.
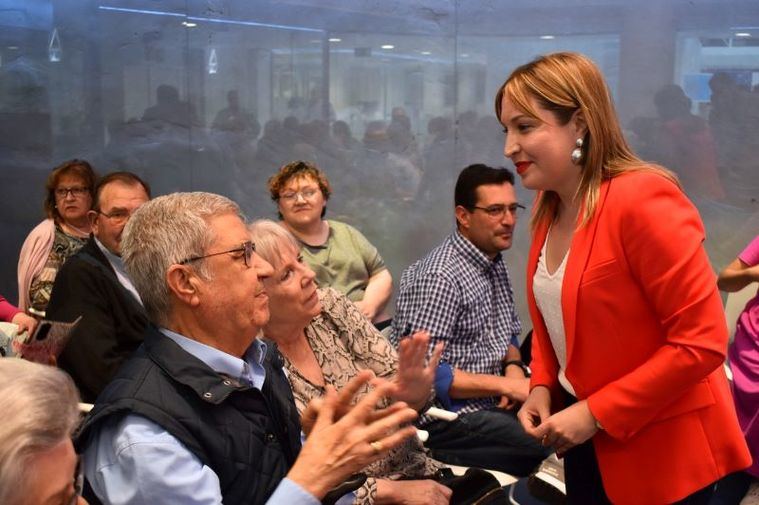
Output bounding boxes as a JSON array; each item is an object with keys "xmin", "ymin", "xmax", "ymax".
[
  {"xmin": 121, "ymin": 191, "xmax": 243, "ymax": 326},
  {"xmin": 248, "ymin": 219, "xmax": 300, "ymax": 269},
  {"xmin": 0, "ymin": 359, "xmax": 80, "ymax": 505}
]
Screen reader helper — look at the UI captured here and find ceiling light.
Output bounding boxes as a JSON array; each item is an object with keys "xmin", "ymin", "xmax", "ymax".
[
  {"xmin": 735, "ymin": 32, "xmax": 751, "ymax": 37},
  {"xmin": 328, "ymin": 37, "xmax": 341, "ymax": 42},
  {"xmin": 381, "ymin": 44, "xmax": 394, "ymax": 49},
  {"xmin": 461, "ymin": 53, "xmax": 469, "ymax": 58},
  {"xmin": 540, "ymin": 35, "xmax": 555, "ymax": 40},
  {"xmin": 182, "ymin": 21, "xmax": 197, "ymax": 27},
  {"xmin": 420, "ymin": 51, "xmax": 431, "ymax": 55},
  {"xmin": 7, "ymin": 46, "xmax": 18, "ymax": 50}
]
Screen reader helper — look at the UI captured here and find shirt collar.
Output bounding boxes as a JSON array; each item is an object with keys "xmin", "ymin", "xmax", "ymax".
[
  {"xmin": 94, "ymin": 237, "xmax": 144, "ymax": 305},
  {"xmin": 451, "ymin": 229, "xmax": 502, "ymax": 272},
  {"xmin": 159, "ymin": 327, "xmax": 268, "ymax": 389},
  {"xmin": 94, "ymin": 236, "xmax": 123, "ymax": 268}
]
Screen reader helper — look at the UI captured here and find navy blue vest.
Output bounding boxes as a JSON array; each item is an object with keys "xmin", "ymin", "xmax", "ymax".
[{"xmin": 76, "ymin": 326, "xmax": 302, "ymax": 505}]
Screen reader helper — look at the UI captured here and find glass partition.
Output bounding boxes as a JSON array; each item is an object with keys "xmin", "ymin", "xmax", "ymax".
[{"xmin": 2, "ymin": 0, "xmax": 758, "ymax": 325}]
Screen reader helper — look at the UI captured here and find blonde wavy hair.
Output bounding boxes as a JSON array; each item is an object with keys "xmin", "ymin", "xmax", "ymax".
[{"xmin": 495, "ymin": 52, "xmax": 677, "ymax": 228}]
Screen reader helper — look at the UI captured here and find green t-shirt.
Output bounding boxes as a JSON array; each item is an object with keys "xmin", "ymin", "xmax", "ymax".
[{"xmin": 299, "ymin": 220, "xmax": 386, "ymax": 302}]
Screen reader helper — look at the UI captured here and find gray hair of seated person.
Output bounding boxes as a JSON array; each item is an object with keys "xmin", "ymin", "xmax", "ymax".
[
  {"xmin": 248, "ymin": 219, "xmax": 300, "ymax": 269},
  {"xmin": 121, "ymin": 192, "xmax": 244, "ymax": 327},
  {"xmin": 0, "ymin": 359, "xmax": 81, "ymax": 505}
]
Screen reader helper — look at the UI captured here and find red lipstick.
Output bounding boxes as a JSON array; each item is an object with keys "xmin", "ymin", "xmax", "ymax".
[{"xmin": 515, "ymin": 161, "xmax": 531, "ymax": 175}]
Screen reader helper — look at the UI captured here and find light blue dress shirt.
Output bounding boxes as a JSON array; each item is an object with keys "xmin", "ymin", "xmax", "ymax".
[
  {"xmin": 93, "ymin": 237, "xmax": 143, "ymax": 306},
  {"xmin": 83, "ymin": 329, "xmax": 319, "ymax": 505}
]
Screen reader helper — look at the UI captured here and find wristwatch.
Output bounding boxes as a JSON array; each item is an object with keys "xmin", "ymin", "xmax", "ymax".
[{"xmin": 502, "ymin": 359, "xmax": 531, "ymax": 377}]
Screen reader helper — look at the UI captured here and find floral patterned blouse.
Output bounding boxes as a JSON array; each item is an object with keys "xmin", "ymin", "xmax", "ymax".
[
  {"xmin": 28, "ymin": 225, "xmax": 87, "ymax": 313},
  {"xmin": 279, "ymin": 287, "xmax": 443, "ymax": 505}
]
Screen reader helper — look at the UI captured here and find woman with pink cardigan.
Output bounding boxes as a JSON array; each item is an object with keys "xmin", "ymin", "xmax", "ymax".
[{"xmin": 17, "ymin": 160, "xmax": 96, "ymax": 315}]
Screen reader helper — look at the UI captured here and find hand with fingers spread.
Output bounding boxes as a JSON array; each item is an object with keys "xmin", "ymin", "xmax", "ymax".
[
  {"xmin": 532, "ymin": 399, "xmax": 598, "ymax": 455},
  {"xmin": 288, "ymin": 371, "xmax": 419, "ymax": 500},
  {"xmin": 300, "ymin": 369, "xmax": 377, "ymax": 436},
  {"xmin": 394, "ymin": 330, "xmax": 444, "ymax": 410},
  {"xmin": 517, "ymin": 385, "xmax": 552, "ymax": 439}
]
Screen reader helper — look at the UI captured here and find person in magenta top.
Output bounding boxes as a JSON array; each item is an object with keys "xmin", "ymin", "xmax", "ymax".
[
  {"xmin": 0, "ymin": 295, "xmax": 37, "ymax": 336},
  {"xmin": 718, "ymin": 235, "xmax": 759, "ymax": 479}
]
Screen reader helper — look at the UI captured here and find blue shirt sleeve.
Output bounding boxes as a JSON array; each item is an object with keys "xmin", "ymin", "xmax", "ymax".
[
  {"xmin": 84, "ymin": 414, "xmax": 319, "ymax": 505},
  {"xmin": 510, "ymin": 333, "xmax": 520, "ymax": 349},
  {"xmin": 434, "ymin": 362, "xmax": 454, "ymax": 409}
]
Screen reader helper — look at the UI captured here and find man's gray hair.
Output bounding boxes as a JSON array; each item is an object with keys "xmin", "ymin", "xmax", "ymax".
[
  {"xmin": 248, "ymin": 219, "xmax": 300, "ymax": 268},
  {"xmin": 121, "ymin": 192, "xmax": 243, "ymax": 326},
  {"xmin": 0, "ymin": 359, "xmax": 80, "ymax": 505}
]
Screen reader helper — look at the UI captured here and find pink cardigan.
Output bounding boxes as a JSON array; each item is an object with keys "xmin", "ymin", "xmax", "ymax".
[{"xmin": 17, "ymin": 219, "xmax": 56, "ymax": 312}]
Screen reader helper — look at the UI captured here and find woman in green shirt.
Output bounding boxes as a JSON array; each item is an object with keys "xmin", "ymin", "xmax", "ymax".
[{"xmin": 268, "ymin": 160, "xmax": 393, "ymax": 324}]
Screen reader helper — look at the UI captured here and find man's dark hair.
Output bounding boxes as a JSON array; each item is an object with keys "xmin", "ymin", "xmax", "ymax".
[
  {"xmin": 93, "ymin": 171, "xmax": 152, "ymax": 211},
  {"xmin": 454, "ymin": 164, "xmax": 515, "ymax": 209}
]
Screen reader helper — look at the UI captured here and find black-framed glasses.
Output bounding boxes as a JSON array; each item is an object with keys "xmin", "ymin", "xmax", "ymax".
[
  {"xmin": 470, "ymin": 203, "xmax": 526, "ymax": 219},
  {"xmin": 179, "ymin": 241, "xmax": 255, "ymax": 268},
  {"xmin": 55, "ymin": 187, "xmax": 89, "ymax": 199},
  {"xmin": 96, "ymin": 209, "xmax": 134, "ymax": 226}
]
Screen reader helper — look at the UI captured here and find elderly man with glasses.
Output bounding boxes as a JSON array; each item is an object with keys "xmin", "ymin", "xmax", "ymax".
[
  {"xmin": 76, "ymin": 191, "xmax": 418, "ymax": 505},
  {"xmin": 47, "ymin": 171, "xmax": 151, "ymax": 402}
]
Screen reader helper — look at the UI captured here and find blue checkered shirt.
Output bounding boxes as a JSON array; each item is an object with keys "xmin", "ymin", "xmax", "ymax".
[{"xmin": 390, "ymin": 230, "xmax": 522, "ymax": 418}]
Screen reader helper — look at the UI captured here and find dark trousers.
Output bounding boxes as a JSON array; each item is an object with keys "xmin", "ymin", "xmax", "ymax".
[
  {"xmin": 563, "ymin": 393, "xmax": 716, "ymax": 505},
  {"xmin": 424, "ymin": 407, "xmax": 550, "ymax": 477}
]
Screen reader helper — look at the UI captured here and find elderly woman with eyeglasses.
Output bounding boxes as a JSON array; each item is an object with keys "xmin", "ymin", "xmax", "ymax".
[
  {"xmin": 268, "ymin": 160, "xmax": 392, "ymax": 324},
  {"xmin": 17, "ymin": 159, "xmax": 97, "ymax": 316},
  {"xmin": 251, "ymin": 219, "xmax": 458, "ymax": 505}
]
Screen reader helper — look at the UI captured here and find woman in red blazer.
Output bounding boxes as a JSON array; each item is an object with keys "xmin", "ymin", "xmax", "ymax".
[{"xmin": 495, "ymin": 52, "xmax": 751, "ymax": 504}]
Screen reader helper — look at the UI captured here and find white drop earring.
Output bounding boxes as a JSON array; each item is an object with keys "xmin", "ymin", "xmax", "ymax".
[{"xmin": 570, "ymin": 137, "xmax": 584, "ymax": 164}]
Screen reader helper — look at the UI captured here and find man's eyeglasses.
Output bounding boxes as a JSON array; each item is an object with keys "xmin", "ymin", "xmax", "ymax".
[
  {"xmin": 96, "ymin": 209, "xmax": 135, "ymax": 226},
  {"xmin": 67, "ymin": 455, "xmax": 84, "ymax": 505},
  {"xmin": 279, "ymin": 188, "xmax": 319, "ymax": 203},
  {"xmin": 55, "ymin": 187, "xmax": 89, "ymax": 199},
  {"xmin": 470, "ymin": 203, "xmax": 526, "ymax": 219},
  {"xmin": 179, "ymin": 241, "xmax": 255, "ymax": 268}
]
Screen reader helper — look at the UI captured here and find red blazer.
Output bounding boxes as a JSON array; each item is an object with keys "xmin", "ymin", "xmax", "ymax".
[{"xmin": 526, "ymin": 170, "xmax": 751, "ymax": 504}]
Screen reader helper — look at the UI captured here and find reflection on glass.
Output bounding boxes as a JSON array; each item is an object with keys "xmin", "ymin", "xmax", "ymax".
[{"xmin": 0, "ymin": 1, "xmax": 757, "ymax": 325}]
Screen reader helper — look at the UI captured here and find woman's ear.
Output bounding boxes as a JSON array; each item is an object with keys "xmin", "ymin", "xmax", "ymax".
[
  {"xmin": 166, "ymin": 264, "xmax": 201, "ymax": 307},
  {"xmin": 572, "ymin": 109, "xmax": 588, "ymax": 138}
]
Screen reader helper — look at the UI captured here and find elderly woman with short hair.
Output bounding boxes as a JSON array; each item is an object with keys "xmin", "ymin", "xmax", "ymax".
[
  {"xmin": 250, "ymin": 219, "xmax": 460, "ymax": 505},
  {"xmin": 0, "ymin": 358, "xmax": 86, "ymax": 505}
]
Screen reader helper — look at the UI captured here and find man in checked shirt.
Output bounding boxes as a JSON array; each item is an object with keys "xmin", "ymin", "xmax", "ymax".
[{"xmin": 391, "ymin": 164, "xmax": 549, "ymax": 476}]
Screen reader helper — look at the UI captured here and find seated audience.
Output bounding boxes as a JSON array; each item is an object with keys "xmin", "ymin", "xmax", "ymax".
[
  {"xmin": 0, "ymin": 294, "xmax": 37, "ymax": 335},
  {"xmin": 0, "ymin": 358, "xmax": 87, "ymax": 505},
  {"xmin": 716, "ymin": 235, "xmax": 759, "ymax": 501},
  {"xmin": 390, "ymin": 164, "xmax": 548, "ymax": 476},
  {"xmin": 252, "ymin": 219, "xmax": 456, "ymax": 505},
  {"xmin": 77, "ymin": 191, "xmax": 418, "ymax": 505},
  {"xmin": 47, "ymin": 172, "xmax": 151, "ymax": 402},
  {"xmin": 268, "ymin": 161, "xmax": 392, "ymax": 324},
  {"xmin": 17, "ymin": 159, "xmax": 97, "ymax": 315}
]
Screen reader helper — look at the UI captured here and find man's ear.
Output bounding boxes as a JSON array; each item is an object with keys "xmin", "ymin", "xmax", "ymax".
[
  {"xmin": 454, "ymin": 205, "xmax": 471, "ymax": 231},
  {"xmin": 166, "ymin": 264, "xmax": 202, "ymax": 308},
  {"xmin": 572, "ymin": 109, "xmax": 588, "ymax": 138},
  {"xmin": 88, "ymin": 210, "xmax": 99, "ymax": 233}
]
